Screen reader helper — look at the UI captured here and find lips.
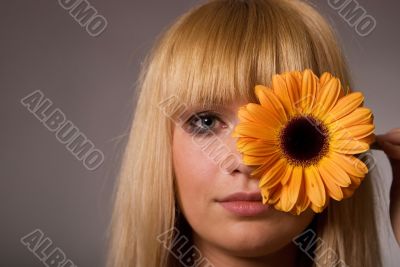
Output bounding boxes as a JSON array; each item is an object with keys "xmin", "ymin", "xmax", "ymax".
[
  {"xmin": 217, "ymin": 191, "xmax": 270, "ymax": 216},
  {"xmin": 218, "ymin": 191, "xmax": 263, "ymax": 202}
]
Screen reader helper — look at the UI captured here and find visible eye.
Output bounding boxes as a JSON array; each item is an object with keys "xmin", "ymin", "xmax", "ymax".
[{"xmin": 184, "ymin": 111, "xmax": 227, "ymax": 136}]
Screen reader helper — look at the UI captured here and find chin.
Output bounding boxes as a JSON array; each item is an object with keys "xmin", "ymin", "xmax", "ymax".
[
  {"xmin": 218, "ymin": 240, "xmax": 288, "ymax": 258},
  {"xmin": 213, "ymin": 227, "xmax": 292, "ymax": 257}
]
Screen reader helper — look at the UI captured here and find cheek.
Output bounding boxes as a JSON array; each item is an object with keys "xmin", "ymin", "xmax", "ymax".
[{"xmin": 172, "ymin": 129, "xmax": 219, "ymax": 218}]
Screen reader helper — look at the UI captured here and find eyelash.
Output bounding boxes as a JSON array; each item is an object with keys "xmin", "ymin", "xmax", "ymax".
[{"xmin": 185, "ymin": 111, "xmax": 226, "ymax": 136}]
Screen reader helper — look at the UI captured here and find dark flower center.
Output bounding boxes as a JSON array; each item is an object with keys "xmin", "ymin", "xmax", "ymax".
[{"xmin": 279, "ymin": 116, "xmax": 329, "ymax": 166}]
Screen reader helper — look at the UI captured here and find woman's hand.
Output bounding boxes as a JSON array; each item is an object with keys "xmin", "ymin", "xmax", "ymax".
[{"xmin": 376, "ymin": 128, "xmax": 400, "ymax": 246}]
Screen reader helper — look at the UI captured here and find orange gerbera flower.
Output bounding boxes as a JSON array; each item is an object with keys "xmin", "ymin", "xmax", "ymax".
[{"xmin": 232, "ymin": 69, "xmax": 375, "ymax": 215}]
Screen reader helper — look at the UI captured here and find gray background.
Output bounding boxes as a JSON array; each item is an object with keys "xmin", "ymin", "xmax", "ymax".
[{"xmin": 1, "ymin": 0, "xmax": 399, "ymax": 266}]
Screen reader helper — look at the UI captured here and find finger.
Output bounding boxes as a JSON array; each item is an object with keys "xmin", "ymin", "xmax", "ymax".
[
  {"xmin": 381, "ymin": 141, "xmax": 400, "ymax": 160},
  {"xmin": 388, "ymin": 128, "xmax": 400, "ymax": 134},
  {"xmin": 384, "ymin": 131, "xmax": 400, "ymax": 145},
  {"xmin": 375, "ymin": 131, "xmax": 400, "ymax": 146}
]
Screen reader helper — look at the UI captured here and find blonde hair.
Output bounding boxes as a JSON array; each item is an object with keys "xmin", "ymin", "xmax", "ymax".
[{"xmin": 107, "ymin": 0, "xmax": 382, "ymax": 266}]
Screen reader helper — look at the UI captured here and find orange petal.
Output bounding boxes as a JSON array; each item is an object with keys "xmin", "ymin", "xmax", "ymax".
[
  {"xmin": 255, "ymin": 86, "xmax": 287, "ymax": 122},
  {"xmin": 250, "ymin": 154, "xmax": 281, "ymax": 177},
  {"xmin": 281, "ymin": 164, "xmax": 294, "ymax": 186},
  {"xmin": 318, "ymin": 157, "xmax": 351, "ymax": 187},
  {"xmin": 331, "ymin": 139, "xmax": 370, "ymax": 154},
  {"xmin": 316, "ymin": 77, "xmax": 341, "ymax": 117},
  {"xmin": 295, "ymin": 174, "xmax": 311, "ymax": 215},
  {"xmin": 300, "ymin": 69, "xmax": 318, "ymax": 113},
  {"xmin": 272, "ymin": 74, "xmax": 294, "ymax": 116},
  {"xmin": 319, "ymin": 72, "xmax": 332, "ymax": 88},
  {"xmin": 317, "ymin": 165, "xmax": 344, "ymax": 201},
  {"xmin": 310, "ymin": 202, "xmax": 326, "ymax": 213},
  {"xmin": 246, "ymin": 103, "xmax": 283, "ymax": 129},
  {"xmin": 348, "ymin": 173, "xmax": 362, "ymax": 187},
  {"xmin": 333, "ymin": 124, "xmax": 375, "ymax": 140},
  {"xmin": 233, "ymin": 122, "xmax": 277, "ymax": 140},
  {"xmin": 259, "ymin": 159, "xmax": 286, "ymax": 188},
  {"xmin": 283, "ymin": 72, "xmax": 301, "ymax": 111},
  {"xmin": 329, "ymin": 152, "xmax": 368, "ymax": 178},
  {"xmin": 358, "ymin": 134, "xmax": 376, "ymax": 145},
  {"xmin": 242, "ymin": 154, "xmax": 269, "ymax": 165},
  {"xmin": 304, "ymin": 166, "xmax": 326, "ymax": 208},
  {"xmin": 254, "ymin": 85, "xmax": 271, "ymax": 106},
  {"xmin": 333, "ymin": 107, "xmax": 372, "ymax": 128},
  {"xmin": 288, "ymin": 167, "xmax": 302, "ymax": 205},
  {"xmin": 343, "ymin": 180, "xmax": 361, "ymax": 198},
  {"xmin": 280, "ymin": 185, "xmax": 296, "ymax": 212},
  {"xmin": 237, "ymin": 106, "xmax": 255, "ymax": 122},
  {"xmin": 342, "ymin": 184, "xmax": 358, "ymax": 199},
  {"xmin": 263, "ymin": 183, "xmax": 282, "ymax": 205},
  {"xmin": 236, "ymin": 137, "xmax": 258, "ymax": 149},
  {"xmin": 241, "ymin": 142, "xmax": 278, "ymax": 156},
  {"xmin": 325, "ymin": 92, "xmax": 364, "ymax": 123}
]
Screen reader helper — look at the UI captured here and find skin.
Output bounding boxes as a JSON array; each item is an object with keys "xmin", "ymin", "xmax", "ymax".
[{"xmin": 172, "ymin": 100, "xmax": 315, "ymax": 267}]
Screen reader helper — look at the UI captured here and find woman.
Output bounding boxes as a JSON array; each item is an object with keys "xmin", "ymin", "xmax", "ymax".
[{"xmin": 107, "ymin": 0, "xmax": 400, "ymax": 266}]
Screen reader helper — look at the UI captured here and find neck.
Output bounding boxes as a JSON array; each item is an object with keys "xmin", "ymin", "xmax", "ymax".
[{"xmin": 192, "ymin": 234, "xmax": 300, "ymax": 267}]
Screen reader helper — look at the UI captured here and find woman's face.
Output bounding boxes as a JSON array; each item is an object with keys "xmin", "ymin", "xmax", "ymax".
[{"xmin": 172, "ymin": 100, "xmax": 315, "ymax": 258}]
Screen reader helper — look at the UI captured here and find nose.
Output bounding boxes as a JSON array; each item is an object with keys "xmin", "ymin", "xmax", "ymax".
[
  {"xmin": 233, "ymin": 160, "xmax": 254, "ymax": 176},
  {"xmin": 220, "ymin": 131, "xmax": 255, "ymax": 176}
]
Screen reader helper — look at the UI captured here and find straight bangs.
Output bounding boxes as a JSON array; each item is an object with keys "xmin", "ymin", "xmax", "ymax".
[
  {"xmin": 158, "ymin": 0, "xmax": 338, "ymax": 114},
  {"xmin": 108, "ymin": 1, "xmax": 381, "ymax": 267}
]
